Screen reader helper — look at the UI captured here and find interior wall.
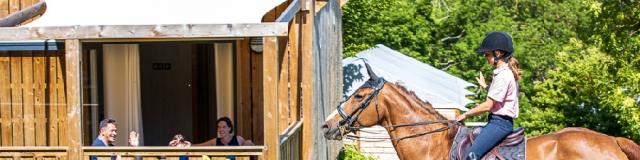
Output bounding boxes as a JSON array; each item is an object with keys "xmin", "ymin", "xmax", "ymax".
[{"xmin": 102, "ymin": 44, "xmax": 144, "ymax": 146}]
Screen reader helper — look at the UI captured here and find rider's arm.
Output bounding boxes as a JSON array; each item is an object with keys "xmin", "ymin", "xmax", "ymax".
[{"xmin": 457, "ymin": 97, "xmax": 495, "ymax": 121}]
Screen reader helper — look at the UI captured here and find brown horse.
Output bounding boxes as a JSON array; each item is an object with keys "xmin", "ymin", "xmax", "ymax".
[{"xmin": 322, "ymin": 64, "xmax": 640, "ymax": 160}]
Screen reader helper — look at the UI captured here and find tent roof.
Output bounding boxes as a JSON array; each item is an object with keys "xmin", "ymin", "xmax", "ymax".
[
  {"xmin": 343, "ymin": 44, "xmax": 475, "ymax": 111},
  {"xmin": 26, "ymin": 0, "xmax": 285, "ymax": 26}
]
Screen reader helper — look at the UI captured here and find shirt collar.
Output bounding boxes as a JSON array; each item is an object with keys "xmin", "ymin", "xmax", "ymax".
[
  {"xmin": 493, "ymin": 64, "xmax": 510, "ymax": 75},
  {"xmin": 98, "ymin": 136, "xmax": 110, "ymax": 146}
]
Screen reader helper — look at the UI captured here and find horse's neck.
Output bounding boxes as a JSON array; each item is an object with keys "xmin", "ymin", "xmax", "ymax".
[{"xmin": 381, "ymin": 85, "xmax": 456, "ymax": 159}]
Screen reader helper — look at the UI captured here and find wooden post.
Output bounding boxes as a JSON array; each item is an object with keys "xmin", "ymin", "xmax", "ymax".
[
  {"xmin": 300, "ymin": 0, "xmax": 315, "ymax": 159},
  {"xmin": 263, "ymin": 37, "xmax": 279, "ymax": 160},
  {"xmin": 277, "ymin": 36, "xmax": 290, "ymax": 133},
  {"xmin": 65, "ymin": 39, "xmax": 82, "ymax": 159},
  {"xmin": 288, "ymin": 16, "xmax": 300, "ymax": 122}
]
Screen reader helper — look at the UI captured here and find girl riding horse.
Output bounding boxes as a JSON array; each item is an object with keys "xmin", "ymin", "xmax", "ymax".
[{"xmin": 455, "ymin": 31, "xmax": 520, "ymax": 160}]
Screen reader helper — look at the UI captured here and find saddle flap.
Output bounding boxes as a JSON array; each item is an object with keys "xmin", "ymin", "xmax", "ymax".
[{"xmin": 502, "ymin": 127, "xmax": 525, "ymax": 146}]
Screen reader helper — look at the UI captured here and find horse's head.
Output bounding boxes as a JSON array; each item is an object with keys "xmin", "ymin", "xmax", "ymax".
[{"xmin": 323, "ymin": 63, "xmax": 388, "ymax": 140}]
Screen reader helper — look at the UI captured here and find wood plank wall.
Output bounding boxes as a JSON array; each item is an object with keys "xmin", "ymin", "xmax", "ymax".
[
  {"xmin": 0, "ymin": 0, "xmax": 41, "ymax": 25},
  {"xmin": 311, "ymin": 0, "xmax": 343, "ymax": 159},
  {"xmin": 0, "ymin": 50, "xmax": 69, "ymax": 147}
]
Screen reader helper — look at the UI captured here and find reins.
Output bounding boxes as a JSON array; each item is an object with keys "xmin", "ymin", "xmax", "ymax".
[{"xmin": 340, "ymin": 120, "xmax": 461, "ymax": 142}]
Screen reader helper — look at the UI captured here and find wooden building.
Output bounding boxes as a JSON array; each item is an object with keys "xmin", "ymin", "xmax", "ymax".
[{"xmin": 0, "ymin": 0, "xmax": 343, "ymax": 159}]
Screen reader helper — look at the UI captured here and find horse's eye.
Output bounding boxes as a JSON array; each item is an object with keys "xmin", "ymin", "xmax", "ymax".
[{"xmin": 354, "ymin": 94, "xmax": 364, "ymax": 100}]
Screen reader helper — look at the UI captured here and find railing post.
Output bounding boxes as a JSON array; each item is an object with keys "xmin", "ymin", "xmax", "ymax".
[{"xmin": 64, "ymin": 39, "xmax": 83, "ymax": 160}]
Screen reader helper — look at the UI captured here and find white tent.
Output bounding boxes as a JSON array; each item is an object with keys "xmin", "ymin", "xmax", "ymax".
[
  {"xmin": 25, "ymin": 0, "xmax": 285, "ymax": 26},
  {"xmin": 343, "ymin": 44, "xmax": 475, "ymax": 111}
]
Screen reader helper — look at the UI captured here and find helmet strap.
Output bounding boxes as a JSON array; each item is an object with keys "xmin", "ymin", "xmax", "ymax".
[{"xmin": 492, "ymin": 51, "xmax": 499, "ymax": 66}]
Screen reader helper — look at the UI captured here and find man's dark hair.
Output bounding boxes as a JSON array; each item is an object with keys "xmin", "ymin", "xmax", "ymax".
[
  {"xmin": 217, "ymin": 117, "xmax": 234, "ymax": 134},
  {"xmin": 99, "ymin": 118, "xmax": 116, "ymax": 130}
]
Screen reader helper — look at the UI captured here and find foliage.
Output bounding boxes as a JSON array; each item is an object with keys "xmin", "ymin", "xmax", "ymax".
[
  {"xmin": 337, "ymin": 144, "xmax": 379, "ymax": 160},
  {"xmin": 342, "ymin": 0, "xmax": 640, "ymax": 142}
]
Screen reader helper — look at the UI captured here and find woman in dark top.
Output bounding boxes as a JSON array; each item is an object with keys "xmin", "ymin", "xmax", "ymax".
[
  {"xmin": 192, "ymin": 117, "xmax": 254, "ymax": 146},
  {"xmin": 170, "ymin": 117, "xmax": 254, "ymax": 160}
]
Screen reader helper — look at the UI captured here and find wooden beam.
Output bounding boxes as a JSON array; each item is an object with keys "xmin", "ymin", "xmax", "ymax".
[
  {"xmin": 0, "ymin": 1, "xmax": 45, "ymax": 27},
  {"xmin": 263, "ymin": 37, "xmax": 279, "ymax": 160},
  {"xmin": 288, "ymin": 16, "xmax": 300, "ymax": 123},
  {"xmin": 300, "ymin": 2, "xmax": 315, "ymax": 159},
  {"xmin": 64, "ymin": 39, "xmax": 82, "ymax": 160},
  {"xmin": 277, "ymin": 36, "xmax": 290, "ymax": 133},
  {"xmin": 276, "ymin": 0, "xmax": 299, "ymax": 22},
  {"xmin": 0, "ymin": 23, "xmax": 288, "ymax": 40}
]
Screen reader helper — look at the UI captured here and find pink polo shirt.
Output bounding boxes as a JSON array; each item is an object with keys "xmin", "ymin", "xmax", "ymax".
[{"xmin": 487, "ymin": 64, "xmax": 519, "ymax": 118}]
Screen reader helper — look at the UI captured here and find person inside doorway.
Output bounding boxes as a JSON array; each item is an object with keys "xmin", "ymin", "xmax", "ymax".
[{"xmin": 91, "ymin": 118, "xmax": 140, "ymax": 160}]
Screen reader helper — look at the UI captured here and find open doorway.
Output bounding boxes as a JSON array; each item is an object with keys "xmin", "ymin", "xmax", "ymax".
[
  {"xmin": 138, "ymin": 42, "xmax": 236, "ymax": 146},
  {"xmin": 81, "ymin": 41, "xmax": 239, "ymax": 146}
]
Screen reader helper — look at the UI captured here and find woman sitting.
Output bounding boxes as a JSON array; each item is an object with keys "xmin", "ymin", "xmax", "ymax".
[
  {"xmin": 170, "ymin": 117, "xmax": 254, "ymax": 160},
  {"xmin": 192, "ymin": 117, "xmax": 254, "ymax": 146}
]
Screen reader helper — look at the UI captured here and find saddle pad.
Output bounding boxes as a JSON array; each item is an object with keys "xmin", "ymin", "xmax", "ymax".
[{"xmin": 449, "ymin": 127, "xmax": 526, "ymax": 160}]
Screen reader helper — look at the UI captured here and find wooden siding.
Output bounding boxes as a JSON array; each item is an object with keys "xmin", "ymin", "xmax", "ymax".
[
  {"xmin": 0, "ymin": 50, "xmax": 69, "ymax": 147},
  {"xmin": 310, "ymin": 1, "xmax": 343, "ymax": 160}
]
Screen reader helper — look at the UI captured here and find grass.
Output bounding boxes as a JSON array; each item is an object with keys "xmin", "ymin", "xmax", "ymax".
[{"xmin": 337, "ymin": 144, "xmax": 379, "ymax": 160}]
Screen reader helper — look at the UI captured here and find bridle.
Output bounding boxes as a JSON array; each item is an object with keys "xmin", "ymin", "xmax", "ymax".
[
  {"xmin": 334, "ymin": 62, "xmax": 461, "ymax": 141},
  {"xmin": 336, "ymin": 76, "xmax": 386, "ymax": 131}
]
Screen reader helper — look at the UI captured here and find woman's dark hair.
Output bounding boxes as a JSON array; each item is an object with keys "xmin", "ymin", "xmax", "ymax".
[{"xmin": 217, "ymin": 117, "xmax": 234, "ymax": 134}]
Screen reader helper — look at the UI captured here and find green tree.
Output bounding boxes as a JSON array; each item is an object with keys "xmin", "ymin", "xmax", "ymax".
[{"xmin": 342, "ymin": 0, "xmax": 640, "ymax": 142}]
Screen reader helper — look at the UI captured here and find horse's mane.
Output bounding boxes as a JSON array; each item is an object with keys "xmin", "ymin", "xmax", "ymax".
[{"xmin": 390, "ymin": 82, "xmax": 448, "ymax": 121}]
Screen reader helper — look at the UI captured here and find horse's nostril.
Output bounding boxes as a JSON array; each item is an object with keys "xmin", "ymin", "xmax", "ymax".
[{"xmin": 322, "ymin": 124, "xmax": 329, "ymax": 129}]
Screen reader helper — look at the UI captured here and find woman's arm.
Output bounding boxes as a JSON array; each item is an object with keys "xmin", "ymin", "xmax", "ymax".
[
  {"xmin": 237, "ymin": 136, "xmax": 255, "ymax": 146},
  {"xmin": 456, "ymin": 97, "xmax": 496, "ymax": 121},
  {"xmin": 192, "ymin": 138, "xmax": 216, "ymax": 146}
]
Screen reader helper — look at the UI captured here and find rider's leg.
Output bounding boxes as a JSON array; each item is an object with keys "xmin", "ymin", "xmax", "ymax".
[{"xmin": 465, "ymin": 114, "xmax": 513, "ymax": 160}]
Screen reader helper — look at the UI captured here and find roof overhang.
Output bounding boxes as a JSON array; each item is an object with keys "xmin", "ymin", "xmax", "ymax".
[
  {"xmin": 0, "ymin": 0, "xmax": 290, "ymax": 40},
  {"xmin": 0, "ymin": 23, "xmax": 288, "ymax": 40}
]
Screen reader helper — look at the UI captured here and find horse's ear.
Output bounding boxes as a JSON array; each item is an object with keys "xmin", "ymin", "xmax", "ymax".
[{"xmin": 364, "ymin": 62, "xmax": 379, "ymax": 81}]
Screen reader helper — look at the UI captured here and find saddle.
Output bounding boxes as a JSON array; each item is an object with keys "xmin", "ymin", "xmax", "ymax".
[{"xmin": 449, "ymin": 127, "xmax": 526, "ymax": 160}]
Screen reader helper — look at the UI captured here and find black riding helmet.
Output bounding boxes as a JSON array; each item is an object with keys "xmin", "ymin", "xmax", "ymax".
[{"xmin": 476, "ymin": 31, "xmax": 514, "ymax": 65}]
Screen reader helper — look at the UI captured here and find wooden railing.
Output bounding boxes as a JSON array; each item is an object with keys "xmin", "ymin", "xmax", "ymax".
[
  {"xmin": 83, "ymin": 146, "xmax": 264, "ymax": 160},
  {"xmin": 0, "ymin": 146, "xmax": 68, "ymax": 159},
  {"xmin": 279, "ymin": 121, "xmax": 302, "ymax": 160}
]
